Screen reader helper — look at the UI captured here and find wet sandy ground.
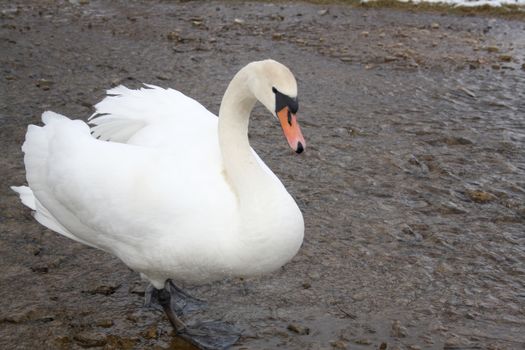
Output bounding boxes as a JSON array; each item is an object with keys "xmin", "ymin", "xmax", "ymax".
[{"xmin": 1, "ymin": 1, "xmax": 525, "ymax": 349}]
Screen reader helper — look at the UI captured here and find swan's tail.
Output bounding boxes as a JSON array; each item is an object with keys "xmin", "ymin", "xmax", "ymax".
[
  {"xmin": 11, "ymin": 111, "xmax": 92, "ymax": 244},
  {"xmin": 11, "ymin": 185, "xmax": 36, "ymax": 210},
  {"xmin": 11, "ymin": 185, "xmax": 72, "ymax": 238}
]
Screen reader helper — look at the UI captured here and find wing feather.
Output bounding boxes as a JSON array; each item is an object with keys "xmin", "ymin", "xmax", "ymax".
[{"xmin": 89, "ymin": 84, "xmax": 213, "ymax": 143}]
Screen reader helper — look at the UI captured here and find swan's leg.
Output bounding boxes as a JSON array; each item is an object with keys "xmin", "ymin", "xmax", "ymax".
[
  {"xmin": 157, "ymin": 286, "xmax": 187, "ymax": 331},
  {"xmin": 147, "ymin": 280, "xmax": 241, "ymax": 350},
  {"xmin": 145, "ymin": 279, "xmax": 206, "ymax": 316}
]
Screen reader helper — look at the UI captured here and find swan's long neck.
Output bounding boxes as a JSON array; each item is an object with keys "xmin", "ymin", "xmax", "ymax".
[
  {"xmin": 216, "ymin": 63, "xmax": 304, "ymax": 276},
  {"xmin": 218, "ymin": 68, "xmax": 280, "ymax": 209}
]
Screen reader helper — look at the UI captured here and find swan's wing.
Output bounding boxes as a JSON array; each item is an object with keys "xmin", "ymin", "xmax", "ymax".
[
  {"xmin": 17, "ymin": 112, "xmax": 235, "ymax": 266},
  {"xmin": 89, "ymin": 84, "xmax": 215, "ymax": 144}
]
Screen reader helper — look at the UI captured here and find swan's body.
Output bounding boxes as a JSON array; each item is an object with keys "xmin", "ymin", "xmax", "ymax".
[{"xmin": 12, "ymin": 60, "xmax": 305, "ymax": 289}]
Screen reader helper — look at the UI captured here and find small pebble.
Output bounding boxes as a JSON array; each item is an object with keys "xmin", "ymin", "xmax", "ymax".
[
  {"xmin": 466, "ymin": 189, "xmax": 495, "ymax": 203},
  {"xmin": 31, "ymin": 264, "xmax": 49, "ymax": 273},
  {"xmin": 391, "ymin": 320, "xmax": 408, "ymax": 338},
  {"xmin": 272, "ymin": 33, "xmax": 283, "ymax": 41},
  {"xmin": 330, "ymin": 340, "xmax": 347, "ymax": 349},
  {"xmin": 83, "ymin": 284, "xmax": 119, "ymax": 295},
  {"xmin": 166, "ymin": 31, "xmax": 180, "ymax": 41},
  {"xmin": 36, "ymin": 79, "xmax": 54, "ymax": 90},
  {"xmin": 74, "ymin": 331, "xmax": 107, "ymax": 348},
  {"xmin": 142, "ymin": 325, "xmax": 158, "ymax": 339},
  {"xmin": 96, "ymin": 319, "xmax": 114, "ymax": 328},
  {"xmin": 408, "ymin": 346, "xmax": 421, "ymax": 350},
  {"xmin": 287, "ymin": 323, "xmax": 310, "ymax": 335}
]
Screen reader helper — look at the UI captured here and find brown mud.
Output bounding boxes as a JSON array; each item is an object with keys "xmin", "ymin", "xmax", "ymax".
[{"xmin": 1, "ymin": 1, "xmax": 524, "ymax": 349}]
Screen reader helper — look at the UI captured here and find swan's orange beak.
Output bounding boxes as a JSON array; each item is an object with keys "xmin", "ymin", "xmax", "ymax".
[{"xmin": 277, "ymin": 107, "xmax": 305, "ymax": 154}]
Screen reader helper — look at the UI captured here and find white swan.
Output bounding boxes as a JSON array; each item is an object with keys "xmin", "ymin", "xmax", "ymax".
[{"xmin": 12, "ymin": 60, "xmax": 305, "ymax": 348}]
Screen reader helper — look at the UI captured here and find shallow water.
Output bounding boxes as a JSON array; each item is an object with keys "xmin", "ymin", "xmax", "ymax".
[{"xmin": 1, "ymin": 1, "xmax": 524, "ymax": 349}]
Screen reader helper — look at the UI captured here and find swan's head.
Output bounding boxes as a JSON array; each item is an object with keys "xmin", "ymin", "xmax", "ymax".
[{"xmin": 247, "ymin": 60, "xmax": 306, "ymax": 154}]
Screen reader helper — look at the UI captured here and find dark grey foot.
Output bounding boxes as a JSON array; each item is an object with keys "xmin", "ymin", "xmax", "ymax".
[
  {"xmin": 145, "ymin": 279, "xmax": 206, "ymax": 316},
  {"xmin": 145, "ymin": 280, "xmax": 240, "ymax": 349},
  {"xmin": 178, "ymin": 321, "xmax": 241, "ymax": 350}
]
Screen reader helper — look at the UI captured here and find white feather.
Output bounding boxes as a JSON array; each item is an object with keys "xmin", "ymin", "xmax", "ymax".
[{"xmin": 89, "ymin": 84, "xmax": 212, "ymax": 144}]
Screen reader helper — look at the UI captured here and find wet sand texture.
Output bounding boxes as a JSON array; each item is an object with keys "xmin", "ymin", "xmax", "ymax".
[{"xmin": 1, "ymin": 1, "xmax": 524, "ymax": 349}]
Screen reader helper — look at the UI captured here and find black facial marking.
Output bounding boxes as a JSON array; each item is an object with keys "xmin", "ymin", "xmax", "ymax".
[{"xmin": 273, "ymin": 87, "xmax": 298, "ymax": 114}]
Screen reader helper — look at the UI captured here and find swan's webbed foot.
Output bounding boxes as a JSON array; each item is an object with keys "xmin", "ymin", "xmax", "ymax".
[
  {"xmin": 146, "ymin": 280, "xmax": 240, "ymax": 350},
  {"xmin": 145, "ymin": 279, "xmax": 206, "ymax": 316},
  {"xmin": 178, "ymin": 321, "xmax": 241, "ymax": 350}
]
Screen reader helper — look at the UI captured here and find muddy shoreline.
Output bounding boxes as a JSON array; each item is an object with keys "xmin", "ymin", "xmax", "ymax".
[{"xmin": 1, "ymin": 1, "xmax": 524, "ymax": 349}]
